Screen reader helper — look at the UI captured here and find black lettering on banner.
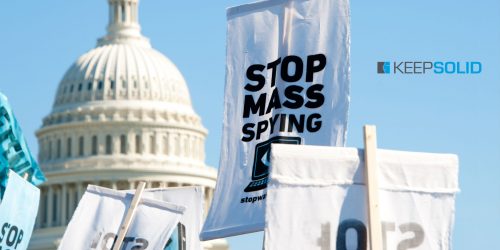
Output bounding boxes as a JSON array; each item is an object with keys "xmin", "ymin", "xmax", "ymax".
[
  {"xmin": 305, "ymin": 84, "xmax": 325, "ymax": 108},
  {"xmin": 122, "ymin": 237, "xmax": 135, "ymax": 249},
  {"xmin": 382, "ymin": 222, "xmax": 396, "ymax": 250},
  {"xmin": 306, "ymin": 54, "xmax": 327, "ymax": 82},
  {"xmin": 256, "ymin": 120, "xmax": 268, "ymax": 140},
  {"xmin": 288, "ymin": 114, "xmax": 304, "ymax": 133},
  {"xmin": 269, "ymin": 114, "xmax": 280, "ymax": 134},
  {"xmin": 245, "ymin": 64, "xmax": 266, "ymax": 92},
  {"xmin": 328, "ymin": 220, "xmax": 425, "ymax": 250},
  {"xmin": 266, "ymin": 88, "xmax": 282, "ymax": 114},
  {"xmin": 336, "ymin": 219, "xmax": 367, "ymax": 250},
  {"xmin": 267, "ymin": 58, "xmax": 282, "ymax": 88},
  {"xmin": 241, "ymin": 123, "xmax": 255, "ymax": 142},
  {"xmin": 89, "ymin": 232, "xmax": 150, "ymax": 250},
  {"xmin": 15, "ymin": 229, "xmax": 24, "ymax": 249},
  {"xmin": 0, "ymin": 223, "xmax": 24, "ymax": 249},
  {"xmin": 90, "ymin": 232, "xmax": 102, "ymax": 248},
  {"xmin": 397, "ymin": 223, "xmax": 425, "ymax": 250},
  {"xmin": 281, "ymin": 56, "xmax": 304, "ymax": 82},
  {"xmin": 0, "ymin": 223, "xmax": 7, "ymax": 242},
  {"xmin": 243, "ymin": 93, "xmax": 266, "ymax": 118},
  {"xmin": 316, "ymin": 223, "xmax": 331, "ymax": 250},
  {"xmin": 241, "ymin": 54, "xmax": 328, "ymax": 142},
  {"xmin": 240, "ymin": 113, "xmax": 324, "ymax": 142},
  {"xmin": 131, "ymin": 238, "xmax": 148, "ymax": 250},
  {"xmin": 307, "ymin": 113, "xmax": 322, "ymax": 133},
  {"xmin": 102, "ymin": 233, "xmax": 116, "ymax": 250},
  {"xmin": 283, "ymin": 85, "xmax": 305, "ymax": 109},
  {"xmin": 5, "ymin": 226, "xmax": 17, "ymax": 247},
  {"xmin": 240, "ymin": 194, "xmax": 267, "ymax": 203}
]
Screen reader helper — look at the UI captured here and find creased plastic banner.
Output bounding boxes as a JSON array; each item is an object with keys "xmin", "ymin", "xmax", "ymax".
[
  {"xmin": 0, "ymin": 92, "xmax": 45, "ymax": 198},
  {"xmin": 201, "ymin": 0, "xmax": 350, "ymax": 240},
  {"xmin": 265, "ymin": 144, "xmax": 459, "ymax": 250},
  {"xmin": 59, "ymin": 186, "xmax": 185, "ymax": 250},
  {"xmin": 0, "ymin": 170, "xmax": 40, "ymax": 250}
]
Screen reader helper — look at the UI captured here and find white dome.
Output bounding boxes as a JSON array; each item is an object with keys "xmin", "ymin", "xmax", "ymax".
[
  {"xmin": 31, "ymin": 2, "xmax": 224, "ymax": 249},
  {"xmin": 38, "ymin": 0, "xmax": 210, "ymax": 174},
  {"xmin": 53, "ymin": 43, "xmax": 193, "ymax": 112}
]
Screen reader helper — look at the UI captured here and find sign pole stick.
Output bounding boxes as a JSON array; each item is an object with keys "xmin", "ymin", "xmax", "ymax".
[
  {"xmin": 112, "ymin": 181, "xmax": 146, "ymax": 250},
  {"xmin": 364, "ymin": 125, "xmax": 383, "ymax": 250}
]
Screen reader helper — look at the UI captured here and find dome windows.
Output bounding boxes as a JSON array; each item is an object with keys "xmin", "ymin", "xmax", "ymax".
[
  {"xmin": 91, "ymin": 136, "xmax": 98, "ymax": 155},
  {"xmin": 120, "ymin": 135, "xmax": 127, "ymax": 154},
  {"xmin": 56, "ymin": 139, "xmax": 62, "ymax": 159},
  {"xmin": 105, "ymin": 135, "xmax": 112, "ymax": 155},
  {"xmin": 150, "ymin": 135, "xmax": 156, "ymax": 154},
  {"xmin": 87, "ymin": 82, "xmax": 92, "ymax": 91},
  {"xmin": 78, "ymin": 136, "xmax": 84, "ymax": 156},
  {"xmin": 40, "ymin": 131, "xmax": 205, "ymax": 165},
  {"xmin": 66, "ymin": 138, "xmax": 72, "ymax": 158},
  {"xmin": 135, "ymin": 134, "xmax": 142, "ymax": 154},
  {"xmin": 48, "ymin": 141, "xmax": 53, "ymax": 160},
  {"xmin": 163, "ymin": 135, "xmax": 169, "ymax": 155}
]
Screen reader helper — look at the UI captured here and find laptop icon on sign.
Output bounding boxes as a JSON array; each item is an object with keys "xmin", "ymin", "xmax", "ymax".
[{"xmin": 244, "ymin": 136, "xmax": 302, "ymax": 192}]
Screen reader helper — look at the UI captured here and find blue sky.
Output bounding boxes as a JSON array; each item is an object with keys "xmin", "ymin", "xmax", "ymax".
[{"xmin": 1, "ymin": 0, "xmax": 499, "ymax": 249}]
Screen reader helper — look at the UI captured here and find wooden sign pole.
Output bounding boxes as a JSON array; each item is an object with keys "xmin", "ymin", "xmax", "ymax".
[
  {"xmin": 363, "ymin": 125, "xmax": 383, "ymax": 250},
  {"xmin": 112, "ymin": 181, "xmax": 146, "ymax": 250}
]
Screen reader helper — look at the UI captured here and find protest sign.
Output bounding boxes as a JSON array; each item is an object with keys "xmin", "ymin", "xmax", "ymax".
[
  {"xmin": 0, "ymin": 93, "xmax": 45, "ymax": 198},
  {"xmin": 265, "ymin": 144, "xmax": 459, "ymax": 250},
  {"xmin": 0, "ymin": 170, "xmax": 40, "ymax": 250},
  {"xmin": 202, "ymin": 0, "xmax": 350, "ymax": 239},
  {"xmin": 126, "ymin": 187, "xmax": 204, "ymax": 250},
  {"xmin": 59, "ymin": 186, "xmax": 185, "ymax": 250}
]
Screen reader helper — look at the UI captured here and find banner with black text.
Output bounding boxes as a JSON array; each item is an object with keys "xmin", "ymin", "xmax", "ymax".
[
  {"xmin": 0, "ymin": 170, "xmax": 40, "ymax": 250},
  {"xmin": 202, "ymin": 0, "xmax": 350, "ymax": 239},
  {"xmin": 59, "ymin": 186, "xmax": 185, "ymax": 250},
  {"xmin": 125, "ymin": 187, "xmax": 204, "ymax": 250},
  {"xmin": 265, "ymin": 144, "xmax": 459, "ymax": 250}
]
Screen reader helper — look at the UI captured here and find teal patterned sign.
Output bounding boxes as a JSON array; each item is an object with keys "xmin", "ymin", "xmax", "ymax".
[{"xmin": 0, "ymin": 92, "xmax": 45, "ymax": 198}]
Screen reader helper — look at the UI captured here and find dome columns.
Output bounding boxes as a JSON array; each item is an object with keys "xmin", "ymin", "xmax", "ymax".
[
  {"xmin": 99, "ymin": 0, "xmax": 149, "ymax": 47},
  {"xmin": 109, "ymin": 0, "xmax": 139, "ymax": 25}
]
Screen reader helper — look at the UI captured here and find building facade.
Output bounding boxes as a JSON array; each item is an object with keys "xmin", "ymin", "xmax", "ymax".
[{"xmin": 29, "ymin": 0, "xmax": 227, "ymax": 249}]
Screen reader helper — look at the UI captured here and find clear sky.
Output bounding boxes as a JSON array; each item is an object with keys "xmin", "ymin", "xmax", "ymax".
[{"xmin": 1, "ymin": 0, "xmax": 499, "ymax": 249}]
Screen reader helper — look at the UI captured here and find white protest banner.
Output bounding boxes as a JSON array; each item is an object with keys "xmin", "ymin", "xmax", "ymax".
[
  {"xmin": 202, "ymin": 0, "xmax": 350, "ymax": 239},
  {"xmin": 0, "ymin": 170, "xmax": 40, "ymax": 250},
  {"xmin": 59, "ymin": 185, "xmax": 185, "ymax": 250},
  {"xmin": 265, "ymin": 144, "xmax": 459, "ymax": 250},
  {"xmin": 125, "ymin": 187, "xmax": 204, "ymax": 250}
]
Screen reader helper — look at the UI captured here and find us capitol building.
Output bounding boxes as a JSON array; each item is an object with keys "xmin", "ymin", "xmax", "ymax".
[{"xmin": 29, "ymin": 0, "xmax": 228, "ymax": 249}]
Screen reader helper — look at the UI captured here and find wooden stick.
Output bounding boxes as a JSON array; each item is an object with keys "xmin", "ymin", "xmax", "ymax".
[
  {"xmin": 112, "ymin": 181, "xmax": 146, "ymax": 250},
  {"xmin": 363, "ymin": 125, "xmax": 383, "ymax": 250}
]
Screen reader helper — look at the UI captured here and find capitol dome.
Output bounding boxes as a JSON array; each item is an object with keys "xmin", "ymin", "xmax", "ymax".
[{"xmin": 30, "ymin": 0, "xmax": 226, "ymax": 249}]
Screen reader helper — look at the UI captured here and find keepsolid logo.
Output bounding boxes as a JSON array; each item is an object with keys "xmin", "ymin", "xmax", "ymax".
[{"xmin": 377, "ymin": 61, "xmax": 482, "ymax": 74}]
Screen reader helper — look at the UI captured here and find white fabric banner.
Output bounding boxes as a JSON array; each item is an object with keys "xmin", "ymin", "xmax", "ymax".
[
  {"xmin": 125, "ymin": 187, "xmax": 204, "ymax": 250},
  {"xmin": 0, "ymin": 170, "xmax": 40, "ymax": 250},
  {"xmin": 202, "ymin": 0, "xmax": 350, "ymax": 239},
  {"xmin": 59, "ymin": 185, "xmax": 185, "ymax": 250},
  {"xmin": 265, "ymin": 144, "xmax": 459, "ymax": 250}
]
